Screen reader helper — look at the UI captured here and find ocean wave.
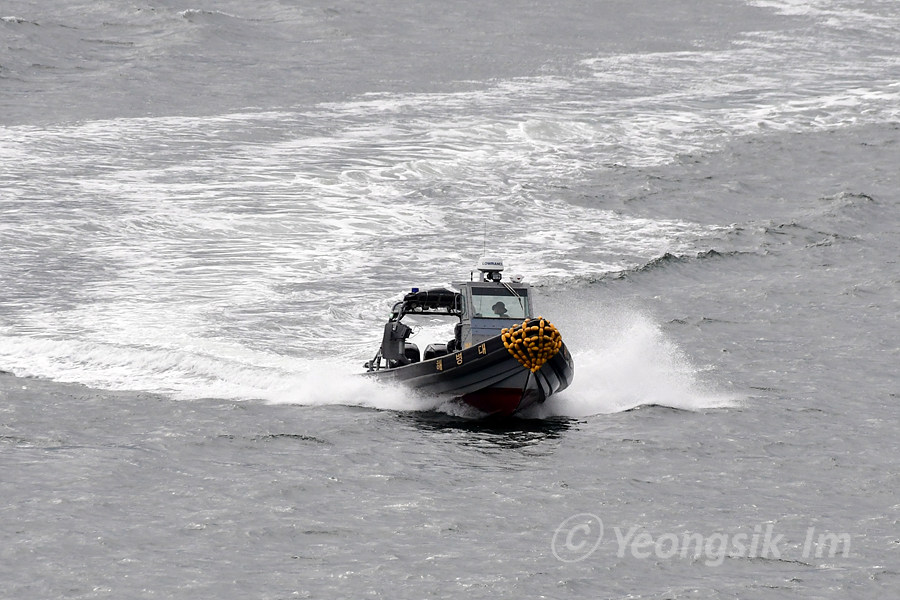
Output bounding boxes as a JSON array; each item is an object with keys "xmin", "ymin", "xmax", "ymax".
[
  {"xmin": 635, "ymin": 249, "xmax": 739, "ymax": 273},
  {"xmin": 563, "ymin": 248, "xmax": 758, "ymax": 284},
  {"xmin": 179, "ymin": 9, "xmax": 241, "ymax": 21},
  {"xmin": 748, "ymin": 0, "xmax": 900, "ymax": 32},
  {"xmin": 1, "ymin": 16, "xmax": 38, "ymax": 25}
]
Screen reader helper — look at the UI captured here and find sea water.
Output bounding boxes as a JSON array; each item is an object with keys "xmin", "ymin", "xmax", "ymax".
[{"xmin": 1, "ymin": 1, "xmax": 898, "ymax": 597}]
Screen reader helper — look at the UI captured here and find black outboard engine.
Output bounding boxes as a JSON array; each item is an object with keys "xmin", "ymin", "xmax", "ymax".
[
  {"xmin": 423, "ymin": 343, "xmax": 448, "ymax": 361},
  {"xmin": 404, "ymin": 342, "xmax": 420, "ymax": 364},
  {"xmin": 380, "ymin": 321, "xmax": 419, "ymax": 366}
]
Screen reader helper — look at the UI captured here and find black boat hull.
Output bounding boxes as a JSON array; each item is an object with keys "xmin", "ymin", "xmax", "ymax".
[{"xmin": 366, "ymin": 329, "xmax": 575, "ymax": 416}]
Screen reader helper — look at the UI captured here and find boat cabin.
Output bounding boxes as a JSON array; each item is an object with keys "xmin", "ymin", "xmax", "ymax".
[{"xmin": 366, "ymin": 258, "xmax": 534, "ymax": 371}]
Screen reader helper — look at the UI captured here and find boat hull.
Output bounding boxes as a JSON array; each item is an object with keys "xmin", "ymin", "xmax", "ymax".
[{"xmin": 366, "ymin": 327, "xmax": 574, "ymax": 416}]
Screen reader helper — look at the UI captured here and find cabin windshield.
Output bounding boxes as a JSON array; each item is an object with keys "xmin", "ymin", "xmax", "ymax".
[{"xmin": 470, "ymin": 287, "xmax": 529, "ymax": 319}]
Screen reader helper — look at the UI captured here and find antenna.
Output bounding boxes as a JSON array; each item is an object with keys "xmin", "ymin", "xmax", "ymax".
[{"xmin": 482, "ymin": 222, "xmax": 487, "ymax": 257}]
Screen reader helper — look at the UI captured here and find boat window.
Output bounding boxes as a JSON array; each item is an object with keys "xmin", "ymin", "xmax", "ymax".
[{"xmin": 470, "ymin": 288, "xmax": 529, "ymax": 319}]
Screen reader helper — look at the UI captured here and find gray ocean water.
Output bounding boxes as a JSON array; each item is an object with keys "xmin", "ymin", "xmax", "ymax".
[{"xmin": 1, "ymin": 1, "xmax": 899, "ymax": 598}]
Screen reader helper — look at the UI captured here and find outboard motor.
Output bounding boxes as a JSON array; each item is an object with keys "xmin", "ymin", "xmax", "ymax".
[
  {"xmin": 380, "ymin": 321, "xmax": 418, "ymax": 366},
  {"xmin": 423, "ymin": 343, "xmax": 449, "ymax": 361}
]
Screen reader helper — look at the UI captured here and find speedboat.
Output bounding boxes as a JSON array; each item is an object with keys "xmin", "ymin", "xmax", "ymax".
[{"xmin": 364, "ymin": 258, "xmax": 574, "ymax": 416}]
